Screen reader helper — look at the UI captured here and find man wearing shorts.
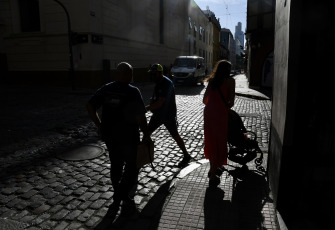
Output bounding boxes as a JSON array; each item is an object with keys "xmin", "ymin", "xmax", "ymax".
[{"xmin": 146, "ymin": 63, "xmax": 191, "ymax": 167}]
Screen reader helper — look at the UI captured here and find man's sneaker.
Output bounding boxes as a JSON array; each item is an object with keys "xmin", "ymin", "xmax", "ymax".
[
  {"xmin": 208, "ymin": 176, "xmax": 220, "ymax": 188},
  {"xmin": 178, "ymin": 154, "xmax": 191, "ymax": 168},
  {"xmin": 106, "ymin": 199, "xmax": 121, "ymax": 218}
]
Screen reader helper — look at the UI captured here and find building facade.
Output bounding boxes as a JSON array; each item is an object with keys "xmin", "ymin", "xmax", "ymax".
[
  {"xmin": 187, "ymin": 3, "xmax": 213, "ymax": 73},
  {"xmin": 0, "ymin": 0, "xmax": 214, "ymax": 88},
  {"xmin": 234, "ymin": 22, "xmax": 244, "ymax": 56},
  {"xmin": 245, "ymin": 0, "xmax": 274, "ymax": 89},
  {"xmin": 202, "ymin": 8, "xmax": 222, "ymax": 71},
  {"xmin": 249, "ymin": 0, "xmax": 335, "ymax": 229},
  {"xmin": 220, "ymin": 28, "xmax": 236, "ymax": 68},
  {"xmin": 269, "ymin": 0, "xmax": 335, "ymax": 228}
]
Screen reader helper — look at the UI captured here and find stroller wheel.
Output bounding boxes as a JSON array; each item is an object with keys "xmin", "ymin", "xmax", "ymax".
[
  {"xmin": 254, "ymin": 157, "xmax": 263, "ymax": 165},
  {"xmin": 256, "ymin": 165, "xmax": 266, "ymax": 172}
]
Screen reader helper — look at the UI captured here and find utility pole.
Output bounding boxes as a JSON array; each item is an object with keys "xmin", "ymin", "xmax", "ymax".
[{"xmin": 53, "ymin": 0, "xmax": 75, "ymax": 90}]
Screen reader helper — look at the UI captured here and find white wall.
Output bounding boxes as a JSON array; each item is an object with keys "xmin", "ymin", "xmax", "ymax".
[{"xmin": 2, "ymin": 0, "xmax": 213, "ymax": 79}]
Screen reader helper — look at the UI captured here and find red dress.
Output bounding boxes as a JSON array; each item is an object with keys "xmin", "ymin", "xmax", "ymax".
[{"xmin": 204, "ymin": 83, "xmax": 229, "ymax": 168}]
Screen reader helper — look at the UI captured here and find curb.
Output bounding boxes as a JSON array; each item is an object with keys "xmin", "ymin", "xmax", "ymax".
[{"xmin": 235, "ymin": 91, "xmax": 270, "ymax": 100}]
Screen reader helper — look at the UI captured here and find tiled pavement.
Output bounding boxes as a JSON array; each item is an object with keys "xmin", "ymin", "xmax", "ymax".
[{"xmin": 157, "ymin": 157, "xmax": 277, "ymax": 230}]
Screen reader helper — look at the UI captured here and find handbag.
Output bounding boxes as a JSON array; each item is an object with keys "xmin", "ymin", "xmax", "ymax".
[
  {"xmin": 217, "ymin": 87, "xmax": 230, "ymax": 108},
  {"xmin": 136, "ymin": 140, "xmax": 155, "ymax": 170}
]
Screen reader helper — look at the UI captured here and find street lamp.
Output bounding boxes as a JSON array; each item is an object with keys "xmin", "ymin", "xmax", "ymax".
[{"xmin": 53, "ymin": 0, "xmax": 75, "ymax": 90}]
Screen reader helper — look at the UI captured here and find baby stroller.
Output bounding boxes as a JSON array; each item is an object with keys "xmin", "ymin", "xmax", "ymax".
[{"xmin": 227, "ymin": 110, "xmax": 263, "ymax": 170}]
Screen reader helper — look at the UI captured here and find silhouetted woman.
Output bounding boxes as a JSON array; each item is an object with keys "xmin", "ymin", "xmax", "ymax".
[{"xmin": 203, "ymin": 60, "xmax": 235, "ymax": 187}]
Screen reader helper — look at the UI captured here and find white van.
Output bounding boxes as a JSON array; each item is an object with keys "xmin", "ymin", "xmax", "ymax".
[{"xmin": 170, "ymin": 56, "xmax": 206, "ymax": 85}]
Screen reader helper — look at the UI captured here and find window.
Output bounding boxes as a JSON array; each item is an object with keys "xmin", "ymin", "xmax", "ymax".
[
  {"xmin": 189, "ymin": 17, "xmax": 193, "ymax": 29},
  {"xmin": 173, "ymin": 58, "xmax": 196, "ymax": 68},
  {"xmin": 19, "ymin": 0, "xmax": 40, "ymax": 32},
  {"xmin": 194, "ymin": 21, "xmax": 197, "ymax": 38},
  {"xmin": 199, "ymin": 26, "xmax": 202, "ymax": 41}
]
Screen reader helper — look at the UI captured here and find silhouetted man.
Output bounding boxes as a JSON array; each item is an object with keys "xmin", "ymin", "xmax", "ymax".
[
  {"xmin": 86, "ymin": 62, "xmax": 150, "ymax": 214},
  {"xmin": 146, "ymin": 63, "xmax": 191, "ymax": 167}
]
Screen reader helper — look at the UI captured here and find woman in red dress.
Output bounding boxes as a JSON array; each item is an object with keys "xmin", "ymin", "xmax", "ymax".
[{"xmin": 203, "ymin": 60, "xmax": 235, "ymax": 187}]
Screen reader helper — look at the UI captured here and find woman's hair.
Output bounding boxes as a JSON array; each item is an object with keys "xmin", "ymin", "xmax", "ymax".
[{"xmin": 204, "ymin": 60, "xmax": 232, "ymax": 88}]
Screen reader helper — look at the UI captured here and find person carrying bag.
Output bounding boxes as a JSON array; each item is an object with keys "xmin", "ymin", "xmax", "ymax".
[
  {"xmin": 202, "ymin": 60, "xmax": 236, "ymax": 187},
  {"xmin": 86, "ymin": 62, "xmax": 151, "ymax": 215},
  {"xmin": 137, "ymin": 139, "xmax": 155, "ymax": 170}
]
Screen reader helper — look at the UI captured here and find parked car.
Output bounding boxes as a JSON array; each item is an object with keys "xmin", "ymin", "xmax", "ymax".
[{"xmin": 170, "ymin": 56, "xmax": 206, "ymax": 85}]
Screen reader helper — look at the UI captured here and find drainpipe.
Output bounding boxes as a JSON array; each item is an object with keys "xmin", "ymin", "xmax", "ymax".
[{"xmin": 53, "ymin": 0, "xmax": 75, "ymax": 90}]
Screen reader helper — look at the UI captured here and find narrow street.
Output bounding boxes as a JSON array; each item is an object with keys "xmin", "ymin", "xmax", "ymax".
[{"xmin": 0, "ymin": 74, "xmax": 273, "ymax": 229}]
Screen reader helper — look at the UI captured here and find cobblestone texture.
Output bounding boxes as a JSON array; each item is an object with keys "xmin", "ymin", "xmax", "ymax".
[{"xmin": 0, "ymin": 76, "xmax": 273, "ymax": 229}]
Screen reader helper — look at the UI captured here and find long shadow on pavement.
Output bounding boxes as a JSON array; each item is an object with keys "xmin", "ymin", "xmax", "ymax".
[
  {"xmin": 204, "ymin": 166, "xmax": 272, "ymax": 230},
  {"xmin": 229, "ymin": 166, "xmax": 272, "ymax": 230},
  {"xmin": 95, "ymin": 176, "xmax": 178, "ymax": 230},
  {"xmin": 204, "ymin": 187, "xmax": 233, "ymax": 230}
]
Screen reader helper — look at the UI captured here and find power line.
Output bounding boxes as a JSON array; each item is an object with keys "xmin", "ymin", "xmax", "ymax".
[{"xmin": 222, "ymin": 0, "xmax": 232, "ymax": 29}]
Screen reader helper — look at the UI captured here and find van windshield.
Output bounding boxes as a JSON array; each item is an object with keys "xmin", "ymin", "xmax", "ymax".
[{"xmin": 173, "ymin": 58, "xmax": 196, "ymax": 68}]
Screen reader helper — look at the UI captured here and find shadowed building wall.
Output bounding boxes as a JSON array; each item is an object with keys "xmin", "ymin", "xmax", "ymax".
[
  {"xmin": 1, "ymin": 0, "xmax": 213, "ymax": 88},
  {"xmin": 269, "ymin": 0, "xmax": 335, "ymax": 229}
]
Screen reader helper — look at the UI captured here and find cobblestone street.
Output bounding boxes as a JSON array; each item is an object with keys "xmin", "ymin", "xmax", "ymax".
[{"xmin": 0, "ymin": 75, "xmax": 273, "ymax": 229}]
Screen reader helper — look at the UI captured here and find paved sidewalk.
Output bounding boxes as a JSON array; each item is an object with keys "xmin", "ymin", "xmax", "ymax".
[
  {"xmin": 158, "ymin": 156, "xmax": 277, "ymax": 229},
  {"xmin": 234, "ymin": 74, "xmax": 270, "ymax": 100}
]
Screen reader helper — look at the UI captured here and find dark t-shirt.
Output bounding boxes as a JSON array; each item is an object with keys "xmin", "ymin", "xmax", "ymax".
[
  {"xmin": 88, "ymin": 82, "xmax": 146, "ymax": 142},
  {"xmin": 151, "ymin": 76, "xmax": 177, "ymax": 119}
]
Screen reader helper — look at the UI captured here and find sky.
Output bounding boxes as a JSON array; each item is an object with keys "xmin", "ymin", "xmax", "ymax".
[{"xmin": 194, "ymin": 0, "xmax": 247, "ymax": 37}]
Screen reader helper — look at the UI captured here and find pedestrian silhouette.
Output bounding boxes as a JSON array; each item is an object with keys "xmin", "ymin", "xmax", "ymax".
[
  {"xmin": 87, "ymin": 62, "xmax": 151, "ymax": 217},
  {"xmin": 146, "ymin": 63, "xmax": 191, "ymax": 167},
  {"xmin": 203, "ymin": 60, "xmax": 236, "ymax": 187}
]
